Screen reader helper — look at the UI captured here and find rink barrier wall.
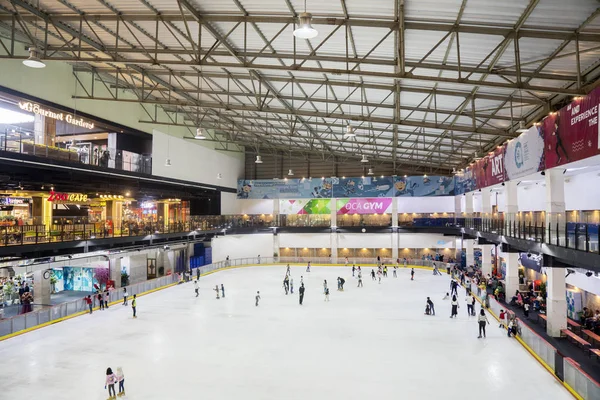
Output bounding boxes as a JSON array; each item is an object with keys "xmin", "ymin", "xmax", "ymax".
[{"xmin": 459, "ymin": 273, "xmax": 593, "ymax": 400}]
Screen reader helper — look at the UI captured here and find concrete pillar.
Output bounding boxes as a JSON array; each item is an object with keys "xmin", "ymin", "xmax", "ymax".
[
  {"xmin": 465, "ymin": 238, "xmax": 475, "ymax": 267},
  {"xmin": 480, "ymin": 244, "xmax": 494, "ymax": 276},
  {"xmin": 503, "ymin": 251, "xmax": 520, "ymax": 300},
  {"xmin": 545, "ymin": 169, "xmax": 566, "ymax": 245},
  {"xmin": 546, "ymin": 265, "xmax": 567, "ymax": 337},
  {"xmin": 273, "ymin": 232, "xmax": 280, "ymax": 260},
  {"xmin": 330, "ymin": 231, "xmax": 338, "ymax": 263},
  {"xmin": 391, "ymin": 197, "xmax": 398, "ymax": 227},
  {"xmin": 32, "ymin": 195, "xmax": 52, "ymax": 226},
  {"xmin": 33, "ymin": 269, "xmax": 51, "ymax": 306},
  {"xmin": 391, "ymin": 231, "xmax": 398, "ymax": 260},
  {"xmin": 330, "ymin": 199, "xmax": 337, "ymax": 228},
  {"xmin": 273, "ymin": 199, "xmax": 280, "ymax": 226},
  {"xmin": 454, "ymin": 195, "xmax": 461, "ymax": 223},
  {"xmin": 465, "ymin": 192, "xmax": 474, "ymax": 217},
  {"xmin": 110, "ymin": 257, "xmax": 122, "ymax": 289},
  {"xmin": 481, "ymin": 189, "xmax": 492, "ymax": 216},
  {"xmin": 504, "ymin": 181, "xmax": 518, "ymax": 228}
]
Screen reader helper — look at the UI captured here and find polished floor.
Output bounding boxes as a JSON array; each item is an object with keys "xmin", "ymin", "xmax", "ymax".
[{"xmin": 0, "ymin": 266, "xmax": 572, "ymax": 399}]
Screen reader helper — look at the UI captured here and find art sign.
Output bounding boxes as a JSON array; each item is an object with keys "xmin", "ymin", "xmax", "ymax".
[{"xmin": 336, "ymin": 198, "xmax": 392, "ymax": 214}]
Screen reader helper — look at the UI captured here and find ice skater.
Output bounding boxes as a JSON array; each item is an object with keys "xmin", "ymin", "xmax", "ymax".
[
  {"xmin": 338, "ymin": 277, "xmax": 345, "ymax": 291},
  {"xmin": 410, "ymin": 268, "xmax": 415, "ymax": 281},
  {"xmin": 324, "ymin": 287, "xmax": 330, "ymax": 301},
  {"xmin": 499, "ymin": 309, "xmax": 506, "ymax": 328},
  {"xmin": 286, "ymin": 264, "xmax": 291, "ymax": 276},
  {"xmin": 194, "ymin": 280, "xmax": 199, "ymax": 297},
  {"xmin": 393, "ymin": 266, "xmax": 397, "ymax": 278},
  {"xmin": 306, "ymin": 261, "xmax": 311, "ymax": 272},
  {"xmin": 122, "ymin": 287, "xmax": 128, "ymax": 305},
  {"xmin": 299, "ymin": 284, "xmax": 305, "ymax": 305},
  {"xmin": 477, "ymin": 309, "xmax": 490, "ymax": 338},
  {"xmin": 300, "ymin": 276, "xmax": 304, "ymax": 286},
  {"xmin": 466, "ymin": 294, "xmax": 475, "ymax": 316},
  {"xmin": 98, "ymin": 292, "xmax": 104, "ymax": 310},
  {"xmin": 323, "ymin": 280, "xmax": 328, "ymax": 294},
  {"xmin": 451, "ymin": 280, "xmax": 458, "ymax": 296},
  {"xmin": 221, "ymin": 284, "xmax": 225, "ymax": 298},
  {"xmin": 131, "ymin": 294, "xmax": 137, "ymax": 318},
  {"xmin": 450, "ymin": 295, "xmax": 458, "ymax": 318},
  {"xmin": 255, "ymin": 291, "xmax": 261, "ymax": 306},
  {"xmin": 352, "ymin": 265, "xmax": 356, "ymax": 276},
  {"xmin": 371, "ymin": 269, "xmax": 376, "ymax": 281},
  {"xmin": 357, "ymin": 271, "xmax": 363, "ymax": 287},
  {"xmin": 443, "ymin": 292, "xmax": 450, "ymax": 300},
  {"xmin": 214, "ymin": 285, "xmax": 220, "ymax": 299},
  {"xmin": 104, "ymin": 290, "xmax": 110, "ymax": 309},
  {"xmin": 116, "ymin": 367, "xmax": 125, "ymax": 397},
  {"xmin": 105, "ymin": 367, "xmax": 117, "ymax": 399},
  {"xmin": 283, "ymin": 277, "xmax": 289, "ymax": 295},
  {"xmin": 377, "ymin": 269, "xmax": 382, "ymax": 284},
  {"xmin": 290, "ymin": 277, "xmax": 294, "ymax": 294},
  {"xmin": 383, "ymin": 266, "xmax": 388, "ymax": 277},
  {"xmin": 427, "ymin": 297, "xmax": 435, "ymax": 315},
  {"xmin": 85, "ymin": 295, "xmax": 93, "ymax": 314}
]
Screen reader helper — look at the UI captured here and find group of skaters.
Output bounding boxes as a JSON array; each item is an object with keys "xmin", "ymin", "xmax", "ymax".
[
  {"xmin": 84, "ymin": 288, "xmax": 137, "ymax": 318},
  {"xmin": 104, "ymin": 367, "xmax": 125, "ymax": 399}
]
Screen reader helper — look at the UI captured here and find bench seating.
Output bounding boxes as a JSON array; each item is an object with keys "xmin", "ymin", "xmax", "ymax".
[
  {"xmin": 562, "ymin": 329, "xmax": 591, "ymax": 348},
  {"xmin": 582, "ymin": 329, "xmax": 600, "ymax": 345},
  {"xmin": 567, "ymin": 318, "xmax": 582, "ymax": 332}
]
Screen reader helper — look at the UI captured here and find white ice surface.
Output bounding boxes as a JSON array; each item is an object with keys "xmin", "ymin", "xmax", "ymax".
[{"xmin": 0, "ymin": 266, "xmax": 572, "ymax": 400}]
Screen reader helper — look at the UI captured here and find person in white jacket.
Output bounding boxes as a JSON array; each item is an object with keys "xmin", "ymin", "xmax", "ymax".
[
  {"xmin": 466, "ymin": 294, "xmax": 475, "ymax": 316},
  {"xmin": 477, "ymin": 309, "xmax": 490, "ymax": 338},
  {"xmin": 194, "ymin": 280, "xmax": 199, "ymax": 297},
  {"xmin": 116, "ymin": 367, "xmax": 125, "ymax": 397}
]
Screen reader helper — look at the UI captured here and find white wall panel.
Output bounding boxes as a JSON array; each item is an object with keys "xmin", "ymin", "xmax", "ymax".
[
  {"xmin": 279, "ymin": 233, "xmax": 331, "ymax": 248},
  {"xmin": 398, "ymin": 233, "xmax": 455, "ymax": 248},
  {"xmin": 211, "ymin": 234, "xmax": 274, "ymax": 262},
  {"xmin": 396, "ymin": 196, "xmax": 455, "ymax": 213}
]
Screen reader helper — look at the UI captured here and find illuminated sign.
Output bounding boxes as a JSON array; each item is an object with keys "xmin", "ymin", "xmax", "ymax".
[
  {"xmin": 47, "ymin": 191, "xmax": 88, "ymax": 203},
  {"xmin": 0, "ymin": 197, "xmax": 31, "ymax": 206},
  {"xmin": 18, "ymin": 102, "xmax": 95, "ymax": 130}
]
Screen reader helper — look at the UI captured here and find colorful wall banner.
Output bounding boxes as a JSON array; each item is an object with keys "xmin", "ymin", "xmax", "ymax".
[
  {"xmin": 504, "ymin": 126, "xmax": 545, "ymax": 180},
  {"xmin": 544, "ymin": 87, "xmax": 600, "ymax": 169},
  {"xmin": 336, "ymin": 198, "xmax": 393, "ymax": 214},
  {"xmin": 393, "ymin": 175, "xmax": 455, "ymax": 197},
  {"xmin": 237, "ymin": 178, "xmax": 333, "ymax": 199},
  {"xmin": 332, "ymin": 176, "xmax": 394, "ymax": 198},
  {"xmin": 474, "ymin": 146, "xmax": 506, "ymax": 188},
  {"xmin": 279, "ymin": 199, "xmax": 331, "ymax": 214},
  {"xmin": 454, "ymin": 168, "xmax": 477, "ymax": 195}
]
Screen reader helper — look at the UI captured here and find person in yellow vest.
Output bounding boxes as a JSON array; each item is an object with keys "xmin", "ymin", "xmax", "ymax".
[{"xmin": 131, "ymin": 294, "xmax": 137, "ymax": 318}]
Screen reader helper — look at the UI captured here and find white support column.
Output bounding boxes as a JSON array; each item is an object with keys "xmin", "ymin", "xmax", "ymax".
[
  {"xmin": 504, "ymin": 181, "xmax": 518, "ymax": 228},
  {"xmin": 480, "ymin": 244, "xmax": 494, "ymax": 276},
  {"xmin": 503, "ymin": 252, "xmax": 520, "ymax": 300},
  {"xmin": 33, "ymin": 269, "xmax": 51, "ymax": 306},
  {"xmin": 110, "ymin": 257, "xmax": 122, "ymax": 288},
  {"xmin": 546, "ymin": 266, "xmax": 567, "ymax": 337},
  {"xmin": 273, "ymin": 233, "xmax": 280, "ymax": 261},
  {"xmin": 454, "ymin": 196, "xmax": 461, "ymax": 223},
  {"xmin": 481, "ymin": 189, "xmax": 492, "ymax": 216},
  {"xmin": 273, "ymin": 200, "xmax": 280, "ymax": 226},
  {"xmin": 391, "ymin": 197, "xmax": 398, "ymax": 228},
  {"xmin": 465, "ymin": 238, "xmax": 475, "ymax": 267},
  {"xmin": 545, "ymin": 169, "xmax": 566, "ymax": 245},
  {"xmin": 330, "ymin": 198, "xmax": 337, "ymax": 228},
  {"xmin": 391, "ymin": 231, "xmax": 398, "ymax": 261},
  {"xmin": 330, "ymin": 231, "xmax": 338, "ymax": 263},
  {"xmin": 465, "ymin": 192, "xmax": 474, "ymax": 217}
]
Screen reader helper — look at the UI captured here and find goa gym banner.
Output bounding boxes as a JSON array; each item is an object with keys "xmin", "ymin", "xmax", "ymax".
[
  {"xmin": 336, "ymin": 198, "xmax": 393, "ymax": 214},
  {"xmin": 544, "ymin": 86, "xmax": 600, "ymax": 169},
  {"xmin": 332, "ymin": 176, "xmax": 394, "ymax": 198},
  {"xmin": 279, "ymin": 199, "xmax": 331, "ymax": 214}
]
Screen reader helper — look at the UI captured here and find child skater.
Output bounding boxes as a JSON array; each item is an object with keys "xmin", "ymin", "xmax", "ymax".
[
  {"xmin": 214, "ymin": 285, "xmax": 220, "ymax": 299},
  {"xmin": 105, "ymin": 367, "xmax": 117, "ymax": 399},
  {"xmin": 255, "ymin": 291, "xmax": 261, "ymax": 306}
]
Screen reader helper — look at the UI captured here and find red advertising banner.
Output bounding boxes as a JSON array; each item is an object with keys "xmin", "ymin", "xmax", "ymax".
[
  {"xmin": 474, "ymin": 146, "xmax": 506, "ymax": 188},
  {"xmin": 544, "ymin": 87, "xmax": 600, "ymax": 168}
]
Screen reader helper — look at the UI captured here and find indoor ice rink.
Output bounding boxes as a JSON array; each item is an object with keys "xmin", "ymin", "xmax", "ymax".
[{"xmin": 0, "ymin": 265, "xmax": 572, "ymax": 400}]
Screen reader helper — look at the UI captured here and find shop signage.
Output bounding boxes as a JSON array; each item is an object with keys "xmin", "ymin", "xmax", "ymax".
[
  {"xmin": 47, "ymin": 191, "xmax": 88, "ymax": 203},
  {"xmin": 0, "ymin": 197, "xmax": 31, "ymax": 205},
  {"xmin": 18, "ymin": 101, "xmax": 95, "ymax": 130},
  {"xmin": 336, "ymin": 198, "xmax": 393, "ymax": 215}
]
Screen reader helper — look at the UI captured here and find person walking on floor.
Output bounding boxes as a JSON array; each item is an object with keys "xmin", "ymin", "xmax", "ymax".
[
  {"xmin": 410, "ymin": 268, "xmax": 415, "ymax": 281},
  {"xmin": 123, "ymin": 287, "xmax": 128, "ymax": 306},
  {"xmin": 477, "ymin": 309, "xmax": 490, "ymax": 338},
  {"xmin": 105, "ymin": 367, "xmax": 118, "ymax": 399},
  {"xmin": 194, "ymin": 280, "xmax": 199, "ymax": 297},
  {"xmin": 357, "ymin": 271, "xmax": 363, "ymax": 287},
  {"xmin": 116, "ymin": 367, "xmax": 125, "ymax": 397},
  {"xmin": 85, "ymin": 295, "xmax": 93, "ymax": 314},
  {"xmin": 131, "ymin": 294, "xmax": 137, "ymax": 318},
  {"xmin": 450, "ymin": 295, "xmax": 458, "ymax": 318},
  {"xmin": 255, "ymin": 291, "xmax": 261, "ymax": 306},
  {"xmin": 427, "ymin": 297, "xmax": 435, "ymax": 316},
  {"xmin": 299, "ymin": 284, "xmax": 305, "ymax": 305}
]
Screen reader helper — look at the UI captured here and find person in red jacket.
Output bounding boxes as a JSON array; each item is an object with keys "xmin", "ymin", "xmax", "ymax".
[{"xmin": 84, "ymin": 295, "xmax": 93, "ymax": 314}]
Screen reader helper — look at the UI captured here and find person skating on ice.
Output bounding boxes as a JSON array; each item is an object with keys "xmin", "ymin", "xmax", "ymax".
[
  {"xmin": 443, "ymin": 292, "xmax": 450, "ymax": 300},
  {"xmin": 477, "ymin": 309, "xmax": 490, "ymax": 338},
  {"xmin": 286, "ymin": 264, "xmax": 291, "ymax": 276},
  {"xmin": 377, "ymin": 269, "xmax": 382, "ymax": 284},
  {"xmin": 450, "ymin": 295, "xmax": 458, "ymax": 318},
  {"xmin": 194, "ymin": 280, "xmax": 199, "ymax": 297},
  {"xmin": 123, "ymin": 287, "xmax": 128, "ymax": 306},
  {"xmin": 357, "ymin": 271, "xmax": 363, "ymax": 287},
  {"xmin": 105, "ymin": 367, "xmax": 118, "ymax": 399},
  {"xmin": 300, "ymin": 276, "xmax": 304, "ymax": 286},
  {"xmin": 323, "ymin": 279, "xmax": 328, "ymax": 294},
  {"xmin": 324, "ymin": 286, "xmax": 330, "ymax": 301},
  {"xmin": 283, "ymin": 277, "xmax": 289, "ymax": 295},
  {"xmin": 339, "ymin": 277, "xmax": 345, "ymax": 291},
  {"xmin": 221, "ymin": 284, "xmax": 225, "ymax": 298},
  {"xmin": 116, "ymin": 367, "xmax": 125, "ymax": 397},
  {"xmin": 352, "ymin": 265, "xmax": 356, "ymax": 277},
  {"xmin": 427, "ymin": 297, "xmax": 435, "ymax": 315},
  {"xmin": 299, "ymin": 284, "xmax": 305, "ymax": 305},
  {"xmin": 499, "ymin": 309, "xmax": 506, "ymax": 328},
  {"xmin": 466, "ymin": 294, "xmax": 475, "ymax": 316},
  {"xmin": 255, "ymin": 291, "xmax": 261, "ymax": 306},
  {"xmin": 471, "ymin": 295, "xmax": 476, "ymax": 315},
  {"xmin": 290, "ymin": 277, "xmax": 294, "ymax": 294},
  {"xmin": 85, "ymin": 295, "xmax": 93, "ymax": 314},
  {"xmin": 410, "ymin": 268, "xmax": 415, "ymax": 281},
  {"xmin": 214, "ymin": 285, "xmax": 220, "ymax": 299},
  {"xmin": 383, "ymin": 265, "xmax": 388, "ymax": 277},
  {"xmin": 371, "ymin": 269, "xmax": 376, "ymax": 281},
  {"xmin": 306, "ymin": 261, "xmax": 311, "ymax": 272},
  {"xmin": 393, "ymin": 266, "xmax": 397, "ymax": 278},
  {"xmin": 131, "ymin": 294, "xmax": 137, "ymax": 318},
  {"xmin": 451, "ymin": 280, "xmax": 458, "ymax": 296}
]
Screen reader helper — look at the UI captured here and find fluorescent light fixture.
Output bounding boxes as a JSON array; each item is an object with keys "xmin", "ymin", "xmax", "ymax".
[{"xmin": 293, "ymin": 13, "xmax": 318, "ymax": 39}]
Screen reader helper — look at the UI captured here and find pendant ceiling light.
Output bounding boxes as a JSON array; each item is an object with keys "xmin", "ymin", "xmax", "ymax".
[
  {"xmin": 217, "ymin": 173, "xmax": 222, "ymax": 179},
  {"xmin": 288, "ymin": 169, "xmax": 294, "ymax": 176},
  {"xmin": 361, "ymin": 155, "xmax": 369, "ymax": 163},
  {"xmin": 255, "ymin": 155, "xmax": 263, "ymax": 164},
  {"xmin": 23, "ymin": 47, "xmax": 46, "ymax": 69},
  {"xmin": 344, "ymin": 123, "xmax": 356, "ymax": 138},
  {"xmin": 165, "ymin": 158, "xmax": 172, "ymax": 167},
  {"xmin": 195, "ymin": 127, "xmax": 206, "ymax": 140},
  {"xmin": 367, "ymin": 168, "xmax": 374, "ymax": 175},
  {"xmin": 517, "ymin": 121, "xmax": 528, "ymax": 133},
  {"xmin": 293, "ymin": 2, "xmax": 318, "ymax": 39}
]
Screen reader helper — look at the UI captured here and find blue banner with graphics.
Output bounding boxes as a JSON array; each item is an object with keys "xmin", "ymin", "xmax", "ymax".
[
  {"xmin": 393, "ymin": 175, "xmax": 455, "ymax": 197},
  {"xmin": 237, "ymin": 178, "xmax": 334, "ymax": 199},
  {"xmin": 453, "ymin": 168, "xmax": 477, "ymax": 195},
  {"xmin": 332, "ymin": 176, "xmax": 394, "ymax": 198}
]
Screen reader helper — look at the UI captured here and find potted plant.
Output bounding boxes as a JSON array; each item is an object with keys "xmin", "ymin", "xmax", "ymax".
[
  {"xmin": 50, "ymin": 275, "xmax": 58, "ymax": 294},
  {"xmin": 120, "ymin": 271, "xmax": 130, "ymax": 287}
]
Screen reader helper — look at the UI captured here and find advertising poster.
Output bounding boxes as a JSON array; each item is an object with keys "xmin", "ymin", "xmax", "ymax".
[
  {"xmin": 473, "ymin": 146, "xmax": 506, "ymax": 188},
  {"xmin": 279, "ymin": 199, "xmax": 332, "ymax": 215},
  {"xmin": 518, "ymin": 252, "xmax": 545, "ymax": 274},
  {"xmin": 544, "ymin": 87, "xmax": 600, "ymax": 168},
  {"xmin": 453, "ymin": 168, "xmax": 476, "ymax": 195},
  {"xmin": 237, "ymin": 178, "xmax": 333, "ymax": 199},
  {"xmin": 504, "ymin": 126, "xmax": 545, "ymax": 180},
  {"xmin": 499, "ymin": 257, "xmax": 507, "ymax": 279},
  {"xmin": 336, "ymin": 198, "xmax": 393, "ymax": 214},
  {"xmin": 393, "ymin": 175, "xmax": 455, "ymax": 197},
  {"xmin": 333, "ymin": 176, "xmax": 394, "ymax": 198}
]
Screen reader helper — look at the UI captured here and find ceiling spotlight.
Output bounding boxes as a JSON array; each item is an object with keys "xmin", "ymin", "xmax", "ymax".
[
  {"xmin": 452, "ymin": 167, "xmax": 456, "ymax": 174},
  {"xmin": 517, "ymin": 121, "xmax": 528, "ymax": 133},
  {"xmin": 125, "ymin": 192, "xmax": 130, "ymax": 196},
  {"xmin": 403, "ymin": 175, "xmax": 407, "ymax": 178},
  {"xmin": 293, "ymin": 12, "xmax": 318, "ymax": 40},
  {"xmin": 540, "ymin": 171, "xmax": 546, "ymax": 176},
  {"xmin": 361, "ymin": 155, "xmax": 369, "ymax": 163},
  {"xmin": 217, "ymin": 173, "xmax": 223, "ymax": 180},
  {"xmin": 165, "ymin": 158, "xmax": 172, "ymax": 167},
  {"xmin": 23, "ymin": 47, "xmax": 46, "ymax": 69},
  {"xmin": 255, "ymin": 155, "xmax": 263, "ymax": 164},
  {"xmin": 195, "ymin": 127, "xmax": 206, "ymax": 140},
  {"xmin": 288, "ymin": 169, "xmax": 294, "ymax": 176},
  {"xmin": 344, "ymin": 123, "xmax": 356, "ymax": 138},
  {"xmin": 367, "ymin": 168, "xmax": 374, "ymax": 175}
]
